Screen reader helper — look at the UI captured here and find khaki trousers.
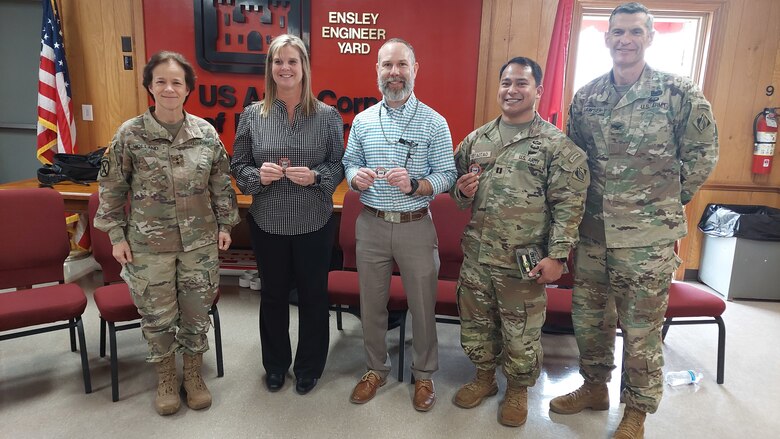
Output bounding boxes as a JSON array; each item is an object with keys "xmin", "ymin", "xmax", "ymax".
[{"xmin": 355, "ymin": 210, "xmax": 440, "ymax": 380}]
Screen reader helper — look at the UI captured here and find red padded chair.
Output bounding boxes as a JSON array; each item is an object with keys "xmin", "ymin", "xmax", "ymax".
[
  {"xmin": 543, "ymin": 256, "xmax": 576, "ymax": 333},
  {"xmin": 663, "ymin": 282, "xmax": 726, "ymax": 383},
  {"xmin": 0, "ymin": 188, "xmax": 92, "ymax": 394},
  {"xmin": 427, "ymin": 194, "xmax": 471, "ymax": 324},
  {"xmin": 87, "ymin": 193, "xmax": 223, "ymax": 402},
  {"xmin": 543, "ymin": 256, "xmax": 727, "ymax": 384},
  {"xmin": 328, "ymin": 190, "xmax": 410, "ymax": 381}
]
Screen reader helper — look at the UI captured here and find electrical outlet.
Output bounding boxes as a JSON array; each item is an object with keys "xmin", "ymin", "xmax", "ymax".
[{"xmin": 82, "ymin": 104, "xmax": 93, "ymax": 121}]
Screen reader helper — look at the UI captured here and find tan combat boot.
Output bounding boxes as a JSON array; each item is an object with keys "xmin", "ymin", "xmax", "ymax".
[
  {"xmin": 453, "ymin": 368, "xmax": 499, "ymax": 408},
  {"xmin": 498, "ymin": 384, "xmax": 527, "ymax": 427},
  {"xmin": 549, "ymin": 382, "xmax": 609, "ymax": 414},
  {"xmin": 154, "ymin": 354, "xmax": 180, "ymax": 416},
  {"xmin": 182, "ymin": 352, "xmax": 212, "ymax": 410},
  {"xmin": 613, "ymin": 407, "xmax": 646, "ymax": 439}
]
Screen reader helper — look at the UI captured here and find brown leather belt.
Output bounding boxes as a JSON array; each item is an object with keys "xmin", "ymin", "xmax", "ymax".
[{"xmin": 363, "ymin": 206, "xmax": 429, "ymax": 224}]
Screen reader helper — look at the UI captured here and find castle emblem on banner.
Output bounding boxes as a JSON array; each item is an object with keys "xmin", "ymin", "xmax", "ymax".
[{"xmin": 194, "ymin": 0, "xmax": 311, "ymax": 74}]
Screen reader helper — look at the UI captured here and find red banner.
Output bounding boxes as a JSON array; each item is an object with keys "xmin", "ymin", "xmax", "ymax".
[
  {"xmin": 143, "ymin": 0, "xmax": 482, "ymax": 153},
  {"xmin": 538, "ymin": 0, "xmax": 574, "ymax": 129}
]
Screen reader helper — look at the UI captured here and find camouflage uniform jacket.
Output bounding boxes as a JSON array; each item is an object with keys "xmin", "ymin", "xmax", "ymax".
[
  {"xmin": 568, "ymin": 65, "xmax": 718, "ymax": 248},
  {"xmin": 451, "ymin": 113, "xmax": 590, "ymax": 269},
  {"xmin": 95, "ymin": 109, "xmax": 239, "ymax": 252}
]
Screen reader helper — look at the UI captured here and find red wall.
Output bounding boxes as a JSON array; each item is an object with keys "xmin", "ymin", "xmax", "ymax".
[{"xmin": 143, "ymin": 0, "xmax": 482, "ymax": 153}]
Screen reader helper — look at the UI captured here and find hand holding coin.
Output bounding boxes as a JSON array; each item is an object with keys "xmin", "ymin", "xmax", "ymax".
[
  {"xmin": 385, "ymin": 167, "xmax": 410, "ymax": 192},
  {"xmin": 285, "ymin": 166, "xmax": 313, "ymax": 186},
  {"xmin": 278, "ymin": 157, "xmax": 291, "ymax": 173},
  {"xmin": 259, "ymin": 162, "xmax": 285, "ymax": 185},
  {"xmin": 352, "ymin": 167, "xmax": 377, "ymax": 191},
  {"xmin": 456, "ymin": 170, "xmax": 480, "ymax": 198}
]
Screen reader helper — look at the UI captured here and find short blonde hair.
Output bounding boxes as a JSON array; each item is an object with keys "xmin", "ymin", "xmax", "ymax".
[{"xmin": 260, "ymin": 34, "xmax": 317, "ymax": 117}]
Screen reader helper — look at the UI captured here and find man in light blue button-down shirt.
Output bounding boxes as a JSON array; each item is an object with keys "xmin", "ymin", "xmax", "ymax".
[{"xmin": 343, "ymin": 38, "xmax": 456, "ymax": 412}]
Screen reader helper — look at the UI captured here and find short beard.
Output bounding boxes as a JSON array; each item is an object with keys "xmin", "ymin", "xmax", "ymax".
[{"xmin": 378, "ymin": 75, "xmax": 414, "ymax": 102}]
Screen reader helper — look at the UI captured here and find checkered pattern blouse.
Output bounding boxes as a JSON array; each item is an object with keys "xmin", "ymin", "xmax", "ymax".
[{"xmin": 231, "ymin": 99, "xmax": 344, "ymax": 235}]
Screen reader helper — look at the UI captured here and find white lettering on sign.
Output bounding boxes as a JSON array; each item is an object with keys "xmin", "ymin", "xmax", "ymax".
[
  {"xmin": 328, "ymin": 11, "xmax": 380, "ymax": 25},
  {"xmin": 337, "ymin": 42, "xmax": 371, "ymax": 54},
  {"xmin": 322, "ymin": 11, "xmax": 385, "ymax": 55},
  {"xmin": 321, "ymin": 27, "xmax": 386, "ymax": 40}
]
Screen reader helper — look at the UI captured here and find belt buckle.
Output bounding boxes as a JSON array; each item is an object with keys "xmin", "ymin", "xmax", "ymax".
[{"xmin": 383, "ymin": 211, "xmax": 401, "ymax": 223}]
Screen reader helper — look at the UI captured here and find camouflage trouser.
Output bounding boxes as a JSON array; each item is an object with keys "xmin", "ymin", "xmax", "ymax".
[
  {"xmin": 457, "ymin": 250, "xmax": 546, "ymax": 386},
  {"xmin": 572, "ymin": 235, "xmax": 680, "ymax": 413},
  {"xmin": 120, "ymin": 244, "xmax": 219, "ymax": 362}
]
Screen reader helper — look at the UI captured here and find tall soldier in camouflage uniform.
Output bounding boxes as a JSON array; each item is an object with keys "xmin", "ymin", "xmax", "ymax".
[
  {"xmin": 95, "ymin": 51, "xmax": 239, "ymax": 416},
  {"xmin": 450, "ymin": 57, "xmax": 589, "ymax": 427},
  {"xmin": 549, "ymin": 3, "xmax": 719, "ymax": 438}
]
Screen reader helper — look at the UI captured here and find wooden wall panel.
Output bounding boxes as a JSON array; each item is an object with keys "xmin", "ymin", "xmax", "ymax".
[
  {"xmin": 713, "ymin": 0, "xmax": 780, "ymax": 186},
  {"xmin": 775, "ymin": 41, "xmax": 780, "ymax": 91},
  {"xmin": 474, "ymin": 0, "xmax": 560, "ymax": 128},
  {"xmin": 474, "ymin": 0, "xmax": 514, "ymax": 126},
  {"xmin": 59, "ymin": 0, "xmax": 145, "ymax": 153}
]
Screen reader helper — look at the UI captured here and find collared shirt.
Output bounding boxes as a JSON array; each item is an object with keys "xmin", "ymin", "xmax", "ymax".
[
  {"xmin": 343, "ymin": 93, "xmax": 457, "ymax": 212},
  {"xmin": 451, "ymin": 113, "xmax": 589, "ymax": 268},
  {"xmin": 95, "ymin": 108, "xmax": 239, "ymax": 252},
  {"xmin": 231, "ymin": 99, "xmax": 345, "ymax": 235},
  {"xmin": 568, "ymin": 65, "xmax": 719, "ymax": 248}
]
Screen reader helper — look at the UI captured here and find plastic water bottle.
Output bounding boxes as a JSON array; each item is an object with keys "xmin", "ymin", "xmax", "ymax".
[{"xmin": 665, "ymin": 370, "xmax": 703, "ymax": 386}]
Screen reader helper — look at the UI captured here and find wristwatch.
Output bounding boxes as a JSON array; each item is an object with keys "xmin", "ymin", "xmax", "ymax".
[
  {"xmin": 406, "ymin": 178, "xmax": 419, "ymax": 195},
  {"xmin": 312, "ymin": 170, "xmax": 322, "ymax": 186}
]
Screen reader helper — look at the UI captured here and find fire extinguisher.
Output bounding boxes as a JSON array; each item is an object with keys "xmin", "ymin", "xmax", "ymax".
[{"xmin": 753, "ymin": 108, "xmax": 777, "ymax": 174}]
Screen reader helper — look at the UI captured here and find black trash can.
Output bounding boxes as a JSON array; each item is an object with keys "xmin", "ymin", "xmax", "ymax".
[{"xmin": 698, "ymin": 204, "xmax": 780, "ymax": 300}]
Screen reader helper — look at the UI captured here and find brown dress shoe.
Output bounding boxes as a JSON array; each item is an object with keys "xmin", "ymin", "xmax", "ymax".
[
  {"xmin": 413, "ymin": 379, "xmax": 436, "ymax": 412},
  {"xmin": 350, "ymin": 371, "xmax": 386, "ymax": 404}
]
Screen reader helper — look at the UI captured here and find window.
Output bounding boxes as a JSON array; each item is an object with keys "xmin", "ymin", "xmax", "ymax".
[{"xmin": 568, "ymin": 5, "xmax": 716, "ymax": 92}]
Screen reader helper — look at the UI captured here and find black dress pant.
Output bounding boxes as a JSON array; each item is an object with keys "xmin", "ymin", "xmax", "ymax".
[{"xmin": 248, "ymin": 214, "xmax": 335, "ymax": 379}]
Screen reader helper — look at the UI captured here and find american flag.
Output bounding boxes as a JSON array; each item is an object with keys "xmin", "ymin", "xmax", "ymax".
[{"xmin": 37, "ymin": 0, "xmax": 76, "ymax": 164}]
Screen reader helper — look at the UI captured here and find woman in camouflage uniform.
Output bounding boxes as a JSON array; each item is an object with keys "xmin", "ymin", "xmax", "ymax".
[{"xmin": 95, "ymin": 51, "xmax": 239, "ymax": 415}]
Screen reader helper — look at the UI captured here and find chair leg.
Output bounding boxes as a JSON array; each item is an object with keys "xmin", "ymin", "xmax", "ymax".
[
  {"xmin": 75, "ymin": 317, "xmax": 92, "ymax": 394},
  {"xmin": 716, "ymin": 316, "xmax": 726, "ymax": 384},
  {"xmin": 616, "ymin": 332, "xmax": 625, "ymax": 393},
  {"xmin": 397, "ymin": 312, "xmax": 407, "ymax": 382},
  {"xmin": 661, "ymin": 317, "xmax": 673, "ymax": 341},
  {"xmin": 211, "ymin": 304, "xmax": 224, "ymax": 377},
  {"xmin": 108, "ymin": 321, "xmax": 119, "ymax": 402},
  {"xmin": 69, "ymin": 318, "xmax": 77, "ymax": 352},
  {"xmin": 99, "ymin": 317, "xmax": 107, "ymax": 358},
  {"xmin": 336, "ymin": 308, "xmax": 343, "ymax": 330}
]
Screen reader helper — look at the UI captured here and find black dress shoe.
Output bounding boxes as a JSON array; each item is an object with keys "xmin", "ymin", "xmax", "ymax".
[
  {"xmin": 295, "ymin": 377, "xmax": 318, "ymax": 395},
  {"xmin": 265, "ymin": 373, "xmax": 285, "ymax": 392}
]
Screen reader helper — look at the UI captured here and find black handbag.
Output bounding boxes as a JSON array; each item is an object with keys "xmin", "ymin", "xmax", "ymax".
[{"xmin": 37, "ymin": 147, "xmax": 107, "ymax": 186}]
